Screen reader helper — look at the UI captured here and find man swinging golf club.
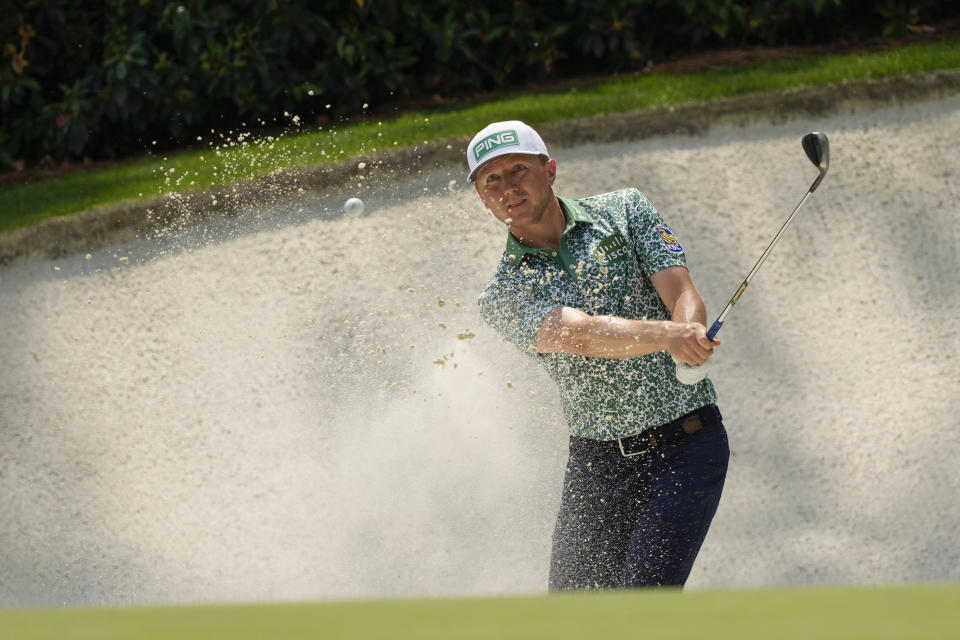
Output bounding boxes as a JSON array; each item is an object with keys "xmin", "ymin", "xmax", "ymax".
[{"xmin": 470, "ymin": 120, "xmax": 728, "ymax": 589}]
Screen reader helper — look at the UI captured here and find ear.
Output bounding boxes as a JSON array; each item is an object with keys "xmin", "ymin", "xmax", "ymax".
[{"xmin": 545, "ymin": 158, "xmax": 557, "ymax": 185}]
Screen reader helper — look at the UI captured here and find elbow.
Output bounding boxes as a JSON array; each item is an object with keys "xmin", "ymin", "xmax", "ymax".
[{"xmin": 535, "ymin": 307, "xmax": 593, "ymax": 355}]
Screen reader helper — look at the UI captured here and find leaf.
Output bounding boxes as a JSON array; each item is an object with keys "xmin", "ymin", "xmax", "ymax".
[
  {"xmin": 486, "ymin": 26, "xmax": 506, "ymax": 41},
  {"xmin": 116, "ymin": 61, "xmax": 127, "ymax": 80}
]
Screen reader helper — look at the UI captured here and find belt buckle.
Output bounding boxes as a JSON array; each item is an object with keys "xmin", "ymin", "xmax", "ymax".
[{"xmin": 618, "ymin": 431, "xmax": 657, "ymax": 457}]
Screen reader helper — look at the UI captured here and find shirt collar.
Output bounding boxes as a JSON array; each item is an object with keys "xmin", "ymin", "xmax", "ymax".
[{"xmin": 504, "ymin": 196, "xmax": 595, "ymax": 266}]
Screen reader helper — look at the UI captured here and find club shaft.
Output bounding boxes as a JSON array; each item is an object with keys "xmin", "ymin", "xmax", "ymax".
[{"xmin": 707, "ymin": 187, "xmax": 816, "ymax": 340}]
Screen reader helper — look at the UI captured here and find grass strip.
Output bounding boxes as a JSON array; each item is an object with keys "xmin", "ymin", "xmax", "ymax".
[
  {"xmin": 1, "ymin": 584, "xmax": 958, "ymax": 640},
  {"xmin": 1, "ymin": 40, "xmax": 958, "ymax": 234}
]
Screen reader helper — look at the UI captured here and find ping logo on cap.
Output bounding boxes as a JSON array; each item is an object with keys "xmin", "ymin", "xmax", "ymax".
[{"xmin": 473, "ymin": 129, "xmax": 519, "ymax": 161}]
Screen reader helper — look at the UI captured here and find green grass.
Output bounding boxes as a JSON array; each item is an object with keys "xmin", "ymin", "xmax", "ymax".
[
  {"xmin": 2, "ymin": 40, "xmax": 959, "ymax": 234},
  {"xmin": 1, "ymin": 585, "xmax": 958, "ymax": 639}
]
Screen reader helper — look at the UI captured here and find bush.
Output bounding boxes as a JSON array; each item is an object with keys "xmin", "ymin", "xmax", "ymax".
[{"xmin": 2, "ymin": 0, "xmax": 957, "ymax": 169}]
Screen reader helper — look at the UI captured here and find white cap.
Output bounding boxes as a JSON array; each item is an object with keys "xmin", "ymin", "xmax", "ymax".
[{"xmin": 466, "ymin": 120, "xmax": 549, "ymax": 182}]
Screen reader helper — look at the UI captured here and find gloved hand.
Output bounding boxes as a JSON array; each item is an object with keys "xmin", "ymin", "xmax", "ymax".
[{"xmin": 673, "ymin": 356, "xmax": 710, "ymax": 385}]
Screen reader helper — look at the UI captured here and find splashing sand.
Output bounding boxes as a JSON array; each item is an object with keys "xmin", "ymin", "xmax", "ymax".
[{"xmin": 1, "ymin": 95, "xmax": 959, "ymax": 607}]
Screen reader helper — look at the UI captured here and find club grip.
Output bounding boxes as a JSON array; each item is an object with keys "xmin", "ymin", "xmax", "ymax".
[{"xmin": 706, "ymin": 319, "xmax": 723, "ymax": 341}]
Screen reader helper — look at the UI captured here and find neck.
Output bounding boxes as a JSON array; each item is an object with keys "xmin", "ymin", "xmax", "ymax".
[{"xmin": 509, "ymin": 196, "xmax": 566, "ymax": 251}]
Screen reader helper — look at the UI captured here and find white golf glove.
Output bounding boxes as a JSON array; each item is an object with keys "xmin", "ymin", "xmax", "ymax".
[{"xmin": 673, "ymin": 357, "xmax": 710, "ymax": 385}]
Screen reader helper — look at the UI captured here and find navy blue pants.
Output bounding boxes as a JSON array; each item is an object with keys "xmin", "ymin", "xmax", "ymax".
[{"xmin": 548, "ymin": 405, "xmax": 729, "ymax": 590}]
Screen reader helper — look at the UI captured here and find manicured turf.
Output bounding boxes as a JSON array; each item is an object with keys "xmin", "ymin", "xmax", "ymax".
[
  {"xmin": 2, "ymin": 584, "xmax": 958, "ymax": 639},
  {"xmin": 1, "ymin": 40, "xmax": 959, "ymax": 234}
]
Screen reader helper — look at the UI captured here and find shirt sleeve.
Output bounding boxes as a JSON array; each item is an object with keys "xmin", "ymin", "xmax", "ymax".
[
  {"xmin": 478, "ymin": 271, "xmax": 557, "ymax": 355},
  {"xmin": 625, "ymin": 189, "xmax": 688, "ymax": 275}
]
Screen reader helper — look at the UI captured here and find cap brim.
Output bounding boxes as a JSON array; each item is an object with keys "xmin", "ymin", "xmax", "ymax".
[{"xmin": 467, "ymin": 150, "xmax": 548, "ymax": 182}]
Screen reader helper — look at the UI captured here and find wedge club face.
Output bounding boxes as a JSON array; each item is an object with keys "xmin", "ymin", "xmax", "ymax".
[
  {"xmin": 703, "ymin": 130, "xmax": 831, "ymax": 342},
  {"xmin": 802, "ymin": 131, "xmax": 830, "ymax": 191}
]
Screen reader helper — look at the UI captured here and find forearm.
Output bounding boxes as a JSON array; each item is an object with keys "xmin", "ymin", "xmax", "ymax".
[
  {"xmin": 536, "ymin": 306, "xmax": 685, "ymax": 359},
  {"xmin": 672, "ymin": 286, "xmax": 707, "ymax": 325}
]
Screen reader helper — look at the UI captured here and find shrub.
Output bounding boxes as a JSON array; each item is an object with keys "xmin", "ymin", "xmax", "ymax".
[{"xmin": 1, "ymin": 0, "xmax": 957, "ymax": 169}]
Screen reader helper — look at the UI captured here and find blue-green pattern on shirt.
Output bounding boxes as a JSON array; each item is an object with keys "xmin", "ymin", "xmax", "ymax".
[{"xmin": 478, "ymin": 188, "xmax": 717, "ymax": 440}]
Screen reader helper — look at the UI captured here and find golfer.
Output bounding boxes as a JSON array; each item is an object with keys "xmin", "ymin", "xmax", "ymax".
[{"xmin": 469, "ymin": 121, "xmax": 729, "ymax": 589}]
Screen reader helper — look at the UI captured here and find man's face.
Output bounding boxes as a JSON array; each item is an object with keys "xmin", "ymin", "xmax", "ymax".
[{"xmin": 474, "ymin": 153, "xmax": 557, "ymax": 231}]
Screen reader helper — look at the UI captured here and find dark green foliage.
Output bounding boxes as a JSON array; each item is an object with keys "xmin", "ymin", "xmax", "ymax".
[{"xmin": 2, "ymin": 0, "xmax": 958, "ymax": 168}]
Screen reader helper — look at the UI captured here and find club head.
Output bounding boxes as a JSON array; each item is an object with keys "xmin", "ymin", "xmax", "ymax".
[{"xmin": 802, "ymin": 131, "xmax": 829, "ymax": 191}]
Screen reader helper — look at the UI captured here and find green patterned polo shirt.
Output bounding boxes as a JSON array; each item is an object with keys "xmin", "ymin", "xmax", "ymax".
[{"xmin": 478, "ymin": 188, "xmax": 717, "ymax": 440}]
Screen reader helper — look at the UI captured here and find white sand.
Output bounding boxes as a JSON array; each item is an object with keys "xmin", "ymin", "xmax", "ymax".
[{"xmin": 1, "ymin": 95, "xmax": 959, "ymax": 607}]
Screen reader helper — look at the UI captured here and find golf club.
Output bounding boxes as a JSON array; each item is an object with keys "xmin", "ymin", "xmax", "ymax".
[{"xmin": 676, "ymin": 131, "xmax": 830, "ymax": 384}]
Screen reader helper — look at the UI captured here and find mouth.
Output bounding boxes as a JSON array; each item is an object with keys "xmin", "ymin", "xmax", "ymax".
[{"xmin": 505, "ymin": 198, "xmax": 527, "ymax": 211}]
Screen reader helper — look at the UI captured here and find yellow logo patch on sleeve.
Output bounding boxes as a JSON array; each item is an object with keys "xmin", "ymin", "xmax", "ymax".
[{"xmin": 656, "ymin": 226, "xmax": 684, "ymax": 253}]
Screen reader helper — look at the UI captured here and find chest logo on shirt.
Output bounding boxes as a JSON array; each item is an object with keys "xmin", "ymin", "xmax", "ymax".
[
  {"xmin": 594, "ymin": 233, "xmax": 630, "ymax": 265},
  {"xmin": 656, "ymin": 226, "xmax": 684, "ymax": 253}
]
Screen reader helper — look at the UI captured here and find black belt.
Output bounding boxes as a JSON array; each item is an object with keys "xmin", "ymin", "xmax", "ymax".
[{"xmin": 617, "ymin": 404, "xmax": 722, "ymax": 457}]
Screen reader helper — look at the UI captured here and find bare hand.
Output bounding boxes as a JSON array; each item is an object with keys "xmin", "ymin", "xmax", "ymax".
[{"xmin": 664, "ymin": 321, "xmax": 718, "ymax": 366}]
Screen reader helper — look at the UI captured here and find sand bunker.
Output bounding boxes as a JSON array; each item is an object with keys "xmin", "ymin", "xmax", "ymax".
[{"xmin": 1, "ymin": 93, "xmax": 958, "ymax": 607}]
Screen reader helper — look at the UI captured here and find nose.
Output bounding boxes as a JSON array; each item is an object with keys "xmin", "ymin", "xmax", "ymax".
[{"xmin": 503, "ymin": 171, "xmax": 522, "ymax": 191}]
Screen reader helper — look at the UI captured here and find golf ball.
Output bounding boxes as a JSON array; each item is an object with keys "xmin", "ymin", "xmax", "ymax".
[{"xmin": 344, "ymin": 197, "xmax": 365, "ymax": 217}]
